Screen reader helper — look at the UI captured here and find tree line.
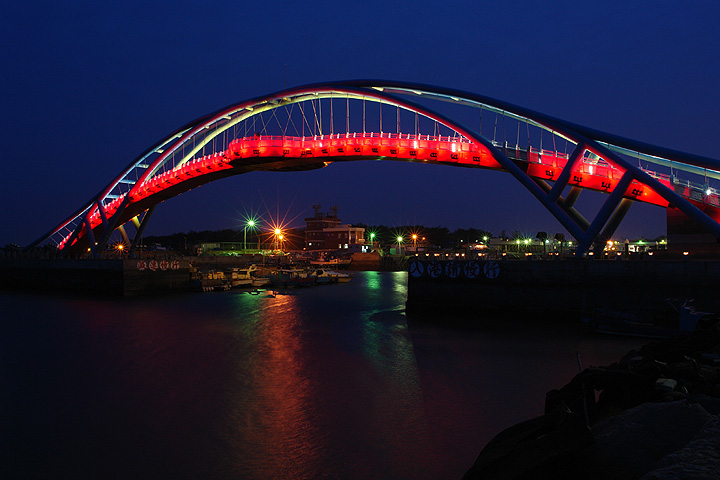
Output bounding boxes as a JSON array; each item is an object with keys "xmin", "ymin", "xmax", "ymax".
[{"xmin": 141, "ymin": 225, "xmax": 569, "ymax": 251}]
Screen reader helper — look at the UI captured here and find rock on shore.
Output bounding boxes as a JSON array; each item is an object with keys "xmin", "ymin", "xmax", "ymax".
[{"xmin": 462, "ymin": 320, "xmax": 720, "ymax": 480}]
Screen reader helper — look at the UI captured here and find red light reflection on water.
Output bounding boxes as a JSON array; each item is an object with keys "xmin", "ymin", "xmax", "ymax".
[{"xmin": 229, "ymin": 293, "xmax": 324, "ymax": 477}]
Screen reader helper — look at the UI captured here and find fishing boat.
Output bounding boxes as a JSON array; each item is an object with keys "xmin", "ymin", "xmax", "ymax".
[
  {"xmin": 191, "ymin": 270, "xmax": 231, "ymax": 292},
  {"xmin": 309, "ymin": 257, "xmax": 352, "ymax": 268},
  {"xmin": 225, "ymin": 268, "xmax": 253, "ymax": 288},
  {"xmin": 267, "ymin": 269, "xmax": 300, "ymax": 288},
  {"xmin": 313, "ymin": 268, "xmax": 352, "ymax": 284},
  {"xmin": 308, "ymin": 252, "xmax": 352, "ymax": 269}
]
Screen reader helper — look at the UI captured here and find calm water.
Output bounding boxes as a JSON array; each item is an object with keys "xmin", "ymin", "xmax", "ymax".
[{"xmin": 1, "ymin": 271, "xmax": 645, "ymax": 479}]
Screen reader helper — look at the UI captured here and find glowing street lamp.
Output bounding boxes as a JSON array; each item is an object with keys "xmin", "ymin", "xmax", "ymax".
[
  {"xmin": 412, "ymin": 234, "xmax": 418, "ymax": 250},
  {"xmin": 244, "ymin": 219, "xmax": 256, "ymax": 252},
  {"xmin": 396, "ymin": 235, "xmax": 404, "ymax": 255},
  {"xmin": 368, "ymin": 232, "xmax": 375, "ymax": 252},
  {"xmin": 274, "ymin": 228, "xmax": 283, "ymax": 252}
]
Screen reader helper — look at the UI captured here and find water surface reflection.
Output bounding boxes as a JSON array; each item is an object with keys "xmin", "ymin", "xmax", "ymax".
[{"xmin": 0, "ymin": 272, "xmax": 645, "ymax": 479}]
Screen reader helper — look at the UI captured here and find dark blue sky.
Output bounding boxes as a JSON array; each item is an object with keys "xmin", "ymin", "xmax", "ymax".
[{"xmin": 3, "ymin": 1, "xmax": 720, "ymax": 246}]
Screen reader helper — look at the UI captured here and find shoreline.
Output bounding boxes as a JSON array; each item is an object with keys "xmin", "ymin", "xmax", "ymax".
[{"xmin": 462, "ymin": 322, "xmax": 720, "ymax": 479}]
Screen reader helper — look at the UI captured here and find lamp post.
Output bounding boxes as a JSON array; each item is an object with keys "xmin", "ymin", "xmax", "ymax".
[
  {"xmin": 244, "ymin": 219, "xmax": 256, "ymax": 253},
  {"xmin": 369, "ymin": 232, "xmax": 376, "ymax": 251},
  {"xmin": 274, "ymin": 228, "xmax": 281, "ymax": 252},
  {"xmin": 396, "ymin": 235, "xmax": 404, "ymax": 255},
  {"xmin": 412, "ymin": 234, "xmax": 417, "ymax": 251}
]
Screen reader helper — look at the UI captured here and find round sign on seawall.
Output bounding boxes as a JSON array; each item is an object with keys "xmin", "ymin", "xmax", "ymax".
[
  {"xmin": 149, "ymin": 260, "xmax": 159, "ymax": 271},
  {"xmin": 483, "ymin": 261, "xmax": 500, "ymax": 279},
  {"xmin": 159, "ymin": 260, "xmax": 169, "ymax": 271},
  {"xmin": 445, "ymin": 261, "xmax": 461, "ymax": 278},
  {"xmin": 137, "ymin": 260, "xmax": 147, "ymax": 271},
  {"xmin": 427, "ymin": 261, "xmax": 443, "ymax": 278},
  {"xmin": 170, "ymin": 260, "xmax": 180, "ymax": 270},
  {"xmin": 464, "ymin": 260, "xmax": 480, "ymax": 278},
  {"xmin": 409, "ymin": 260, "xmax": 425, "ymax": 277}
]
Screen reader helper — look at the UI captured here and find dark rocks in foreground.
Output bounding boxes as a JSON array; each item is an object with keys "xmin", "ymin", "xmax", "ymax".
[{"xmin": 463, "ymin": 321, "xmax": 720, "ymax": 480}]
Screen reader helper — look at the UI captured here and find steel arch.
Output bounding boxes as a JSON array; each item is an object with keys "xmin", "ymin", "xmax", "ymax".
[{"xmin": 29, "ymin": 80, "xmax": 720, "ymax": 257}]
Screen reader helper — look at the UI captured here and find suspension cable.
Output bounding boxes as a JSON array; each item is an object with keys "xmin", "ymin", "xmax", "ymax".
[
  {"xmin": 330, "ymin": 92, "xmax": 334, "ymax": 135},
  {"xmin": 396, "ymin": 104, "xmax": 400, "ymax": 135},
  {"xmin": 362, "ymin": 97, "xmax": 366, "ymax": 134}
]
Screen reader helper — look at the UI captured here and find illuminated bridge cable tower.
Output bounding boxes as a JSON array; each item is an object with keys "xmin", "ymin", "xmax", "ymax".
[{"xmin": 28, "ymin": 81, "xmax": 720, "ymax": 257}]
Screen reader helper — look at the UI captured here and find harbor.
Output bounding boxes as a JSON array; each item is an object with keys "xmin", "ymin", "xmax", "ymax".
[{"xmin": 0, "ymin": 255, "xmax": 354, "ymax": 296}]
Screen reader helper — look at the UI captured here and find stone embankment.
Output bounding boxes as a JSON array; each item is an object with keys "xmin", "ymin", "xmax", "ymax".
[{"xmin": 463, "ymin": 321, "xmax": 720, "ymax": 480}]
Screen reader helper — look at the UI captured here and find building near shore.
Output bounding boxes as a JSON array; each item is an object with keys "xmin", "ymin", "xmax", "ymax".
[{"xmin": 305, "ymin": 204, "xmax": 366, "ymax": 251}]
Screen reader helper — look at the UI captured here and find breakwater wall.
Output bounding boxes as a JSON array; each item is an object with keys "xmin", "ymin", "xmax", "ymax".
[
  {"xmin": 0, "ymin": 258, "xmax": 192, "ymax": 296},
  {"xmin": 406, "ymin": 259, "xmax": 720, "ymax": 321}
]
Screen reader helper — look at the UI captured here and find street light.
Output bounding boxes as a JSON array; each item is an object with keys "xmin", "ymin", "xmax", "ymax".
[
  {"xmin": 368, "ymin": 232, "xmax": 376, "ymax": 251},
  {"xmin": 274, "ymin": 228, "xmax": 282, "ymax": 252},
  {"xmin": 244, "ymin": 219, "xmax": 256, "ymax": 252},
  {"xmin": 412, "ymin": 234, "xmax": 417, "ymax": 251},
  {"xmin": 396, "ymin": 235, "xmax": 404, "ymax": 255}
]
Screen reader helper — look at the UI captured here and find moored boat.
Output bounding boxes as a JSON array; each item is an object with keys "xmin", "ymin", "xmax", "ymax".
[
  {"xmin": 313, "ymin": 268, "xmax": 352, "ymax": 284},
  {"xmin": 191, "ymin": 270, "xmax": 231, "ymax": 292},
  {"xmin": 225, "ymin": 268, "xmax": 253, "ymax": 288},
  {"xmin": 267, "ymin": 268, "xmax": 300, "ymax": 288}
]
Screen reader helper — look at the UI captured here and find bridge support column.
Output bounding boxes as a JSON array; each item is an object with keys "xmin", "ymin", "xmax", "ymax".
[
  {"xmin": 548, "ymin": 143, "xmax": 585, "ymax": 202},
  {"xmin": 96, "ymin": 196, "xmax": 131, "ymax": 254},
  {"xmin": 595, "ymin": 198, "xmax": 634, "ymax": 250},
  {"xmin": 535, "ymin": 179, "xmax": 591, "ymax": 232},
  {"xmin": 117, "ymin": 224, "xmax": 130, "ymax": 245},
  {"xmin": 576, "ymin": 172, "xmax": 634, "ymax": 256},
  {"xmin": 564, "ymin": 187, "xmax": 583, "ymax": 208},
  {"xmin": 130, "ymin": 206, "xmax": 156, "ymax": 253},
  {"xmin": 84, "ymin": 215, "xmax": 98, "ymax": 258}
]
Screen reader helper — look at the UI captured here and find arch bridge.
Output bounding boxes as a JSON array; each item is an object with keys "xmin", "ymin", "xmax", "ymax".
[{"xmin": 28, "ymin": 81, "xmax": 720, "ymax": 257}]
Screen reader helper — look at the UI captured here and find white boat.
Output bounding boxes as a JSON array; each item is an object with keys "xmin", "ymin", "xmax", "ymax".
[
  {"xmin": 191, "ymin": 270, "xmax": 231, "ymax": 292},
  {"xmin": 252, "ymin": 277, "xmax": 271, "ymax": 287},
  {"xmin": 227, "ymin": 264, "xmax": 269, "ymax": 288},
  {"xmin": 312, "ymin": 268, "xmax": 352, "ymax": 284},
  {"xmin": 225, "ymin": 268, "xmax": 253, "ymax": 287}
]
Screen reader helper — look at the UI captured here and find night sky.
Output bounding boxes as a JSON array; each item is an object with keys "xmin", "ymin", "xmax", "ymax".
[{"xmin": 3, "ymin": 2, "xmax": 720, "ymax": 247}]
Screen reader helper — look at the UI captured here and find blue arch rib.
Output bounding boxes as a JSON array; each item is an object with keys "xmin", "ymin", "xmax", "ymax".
[{"xmin": 28, "ymin": 80, "xmax": 720, "ymax": 256}]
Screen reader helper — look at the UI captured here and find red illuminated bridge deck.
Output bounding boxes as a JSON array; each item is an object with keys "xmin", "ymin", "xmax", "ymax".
[
  {"xmin": 64, "ymin": 133, "xmax": 720, "ymax": 251},
  {"xmin": 66, "ymin": 133, "xmax": 720, "ymax": 251}
]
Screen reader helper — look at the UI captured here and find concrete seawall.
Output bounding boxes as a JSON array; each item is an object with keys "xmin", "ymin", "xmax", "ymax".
[
  {"xmin": 0, "ymin": 258, "xmax": 191, "ymax": 296},
  {"xmin": 406, "ymin": 259, "xmax": 720, "ymax": 321}
]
